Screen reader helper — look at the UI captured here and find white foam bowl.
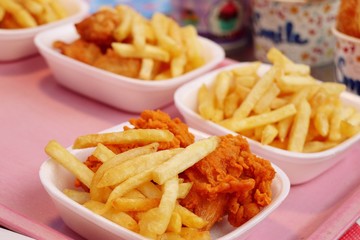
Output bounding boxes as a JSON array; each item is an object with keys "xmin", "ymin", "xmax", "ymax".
[
  {"xmin": 0, "ymin": 0, "xmax": 89, "ymax": 62},
  {"xmin": 174, "ymin": 63, "xmax": 360, "ymax": 185},
  {"xmin": 39, "ymin": 122, "xmax": 290, "ymax": 240},
  {"xmin": 34, "ymin": 24, "xmax": 225, "ymax": 112}
]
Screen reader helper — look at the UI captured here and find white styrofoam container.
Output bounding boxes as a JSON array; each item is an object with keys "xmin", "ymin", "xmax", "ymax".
[
  {"xmin": 174, "ymin": 62, "xmax": 360, "ymax": 185},
  {"xmin": 34, "ymin": 24, "xmax": 225, "ymax": 112},
  {"xmin": 0, "ymin": 0, "xmax": 89, "ymax": 61},
  {"xmin": 39, "ymin": 122, "xmax": 290, "ymax": 240}
]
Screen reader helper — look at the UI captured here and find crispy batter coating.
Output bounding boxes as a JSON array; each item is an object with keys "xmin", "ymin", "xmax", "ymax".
[
  {"xmin": 53, "ymin": 39, "xmax": 103, "ymax": 65},
  {"xmin": 180, "ymin": 134, "xmax": 275, "ymax": 229},
  {"xmin": 126, "ymin": 110, "xmax": 195, "ymax": 148},
  {"xmin": 75, "ymin": 9, "xmax": 122, "ymax": 47},
  {"xmin": 337, "ymin": 0, "xmax": 360, "ymax": 38},
  {"xmin": 53, "ymin": 40, "xmax": 141, "ymax": 77}
]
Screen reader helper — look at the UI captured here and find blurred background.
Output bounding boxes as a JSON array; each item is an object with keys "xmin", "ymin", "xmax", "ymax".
[{"xmin": 88, "ymin": 0, "xmax": 339, "ymax": 82}]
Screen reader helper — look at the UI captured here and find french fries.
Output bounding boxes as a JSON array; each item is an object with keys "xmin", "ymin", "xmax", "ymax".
[
  {"xmin": 77, "ymin": 5, "xmax": 205, "ymax": 81},
  {"xmin": 45, "ymin": 140, "xmax": 94, "ymax": 188},
  {"xmin": 44, "ymin": 127, "xmax": 217, "ymax": 239},
  {"xmin": 0, "ymin": 0, "xmax": 68, "ymax": 29},
  {"xmin": 197, "ymin": 47, "xmax": 360, "ymax": 153},
  {"xmin": 152, "ymin": 136, "xmax": 219, "ymax": 185}
]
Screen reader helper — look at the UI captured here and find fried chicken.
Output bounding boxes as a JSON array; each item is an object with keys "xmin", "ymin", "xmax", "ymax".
[
  {"xmin": 53, "ymin": 39, "xmax": 103, "ymax": 65},
  {"xmin": 75, "ymin": 9, "xmax": 122, "ymax": 48},
  {"xmin": 337, "ymin": 0, "xmax": 360, "ymax": 38},
  {"xmin": 53, "ymin": 39, "xmax": 141, "ymax": 78},
  {"xmin": 126, "ymin": 110, "xmax": 195, "ymax": 149},
  {"xmin": 180, "ymin": 134, "xmax": 275, "ymax": 229}
]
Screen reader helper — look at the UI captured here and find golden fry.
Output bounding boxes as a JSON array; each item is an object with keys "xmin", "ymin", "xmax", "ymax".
[
  {"xmin": 233, "ymin": 67, "xmax": 277, "ymax": 119},
  {"xmin": 220, "ymin": 104, "xmax": 297, "ymax": 132},
  {"xmin": 98, "ymin": 149, "xmax": 183, "ymax": 187},
  {"xmin": 287, "ymin": 100, "xmax": 311, "ymax": 152},
  {"xmin": 0, "ymin": 0, "xmax": 37, "ymax": 27},
  {"xmin": 152, "ymin": 137, "xmax": 220, "ymax": 185},
  {"xmin": 73, "ymin": 129, "xmax": 174, "ymax": 149},
  {"xmin": 90, "ymin": 143, "xmax": 159, "ymax": 202},
  {"xmin": 45, "ymin": 140, "xmax": 94, "ymax": 188},
  {"xmin": 113, "ymin": 197, "xmax": 160, "ymax": 212},
  {"xmin": 139, "ymin": 58, "xmax": 154, "ymax": 80},
  {"xmin": 112, "ymin": 43, "xmax": 170, "ymax": 62},
  {"xmin": 63, "ymin": 189, "xmax": 90, "ymax": 204},
  {"xmin": 139, "ymin": 176, "xmax": 179, "ymax": 235}
]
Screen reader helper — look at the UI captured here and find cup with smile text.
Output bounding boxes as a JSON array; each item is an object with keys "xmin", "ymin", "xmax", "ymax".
[{"xmin": 251, "ymin": 0, "xmax": 339, "ymax": 67}]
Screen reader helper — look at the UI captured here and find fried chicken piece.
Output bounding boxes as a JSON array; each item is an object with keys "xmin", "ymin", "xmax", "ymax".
[
  {"xmin": 180, "ymin": 134, "xmax": 275, "ymax": 229},
  {"xmin": 127, "ymin": 110, "xmax": 195, "ymax": 148},
  {"xmin": 53, "ymin": 39, "xmax": 103, "ymax": 65},
  {"xmin": 0, "ymin": 13, "xmax": 22, "ymax": 29},
  {"xmin": 75, "ymin": 9, "xmax": 122, "ymax": 47},
  {"xmin": 337, "ymin": 0, "xmax": 360, "ymax": 38},
  {"xmin": 53, "ymin": 39, "xmax": 141, "ymax": 77},
  {"xmin": 92, "ymin": 49, "xmax": 141, "ymax": 78}
]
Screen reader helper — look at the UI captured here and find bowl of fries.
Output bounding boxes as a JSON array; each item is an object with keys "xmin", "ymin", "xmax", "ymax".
[
  {"xmin": 0, "ymin": 0, "xmax": 89, "ymax": 61},
  {"xmin": 34, "ymin": 6, "xmax": 225, "ymax": 112},
  {"xmin": 40, "ymin": 121, "xmax": 290, "ymax": 240},
  {"xmin": 174, "ymin": 48, "xmax": 360, "ymax": 185}
]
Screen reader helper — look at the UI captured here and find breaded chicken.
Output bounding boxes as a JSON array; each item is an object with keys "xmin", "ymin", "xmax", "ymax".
[
  {"xmin": 53, "ymin": 39, "xmax": 103, "ymax": 65},
  {"xmin": 180, "ymin": 134, "xmax": 275, "ymax": 229},
  {"xmin": 337, "ymin": 0, "xmax": 360, "ymax": 38},
  {"xmin": 53, "ymin": 40, "xmax": 141, "ymax": 77},
  {"xmin": 75, "ymin": 9, "xmax": 122, "ymax": 47},
  {"xmin": 126, "ymin": 110, "xmax": 195, "ymax": 148}
]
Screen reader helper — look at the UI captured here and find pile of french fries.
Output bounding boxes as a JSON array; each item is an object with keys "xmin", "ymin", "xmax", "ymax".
[
  {"xmin": 0, "ymin": 0, "xmax": 67, "ymax": 29},
  {"xmin": 45, "ymin": 128, "xmax": 220, "ymax": 239},
  {"xmin": 103, "ymin": 5, "xmax": 205, "ymax": 80},
  {"xmin": 197, "ymin": 48, "xmax": 360, "ymax": 153}
]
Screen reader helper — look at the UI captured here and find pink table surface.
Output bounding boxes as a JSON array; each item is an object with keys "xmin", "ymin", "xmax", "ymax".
[{"xmin": 1, "ymin": 55, "xmax": 360, "ymax": 240}]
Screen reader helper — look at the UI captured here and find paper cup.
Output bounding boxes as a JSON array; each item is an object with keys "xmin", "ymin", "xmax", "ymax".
[
  {"xmin": 252, "ymin": 0, "xmax": 339, "ymax": 66},
  {"xmin": 332, "ymin": 26, "xmax": 360, "ymax": 95}
]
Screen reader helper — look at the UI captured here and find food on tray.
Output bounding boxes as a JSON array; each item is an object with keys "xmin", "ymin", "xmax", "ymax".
[
  {"xmin": 197, "ymin": 48, "xmax": 360, "ymax": 153},
  {"xmin": 336, "ymin": 0, "xmax": 360, "ymax": 38},
  {"xmin": 180, "ymin": 134, "xmax": 275, "ymax": 229},
  {"xmin": 0, "ymin": 0, "xmax": 68, "ymax": 29},
  {"xmin": 44, "ymin": 110, "xmax": 276, "ymax": 239},
  {"xmin": 53, "ymin": 5, "xmax": 206, "ymax": 80}
]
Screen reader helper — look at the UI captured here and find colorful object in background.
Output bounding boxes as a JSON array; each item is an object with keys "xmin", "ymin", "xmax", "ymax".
[
  {"xmin": 332, "ymin": 27, "xmax": 360, "ymax": 96},
  {"xmin": 89, "ymin": 0, "xmax": 172, "ymax": 18},
  {"xmin": 171, "ymin": 0, "xmax": 251, "ymax": 50},
  {"xmin": 252, "ymin": 0, "xmax": 339, "ymax": 67}
]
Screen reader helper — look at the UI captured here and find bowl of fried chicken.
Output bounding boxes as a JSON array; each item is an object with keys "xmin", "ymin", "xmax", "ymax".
[
  {"xmin": 40, "ymin": 110, "xmax": 290, "ymax": 240},
  {"xmin": 34, "ymin": 6, "xmax": 225, "ymax": 112}
]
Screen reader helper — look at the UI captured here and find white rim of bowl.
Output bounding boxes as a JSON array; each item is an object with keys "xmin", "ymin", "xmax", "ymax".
[{"xmin": 331, "ymin": 25, "xmax": 360, "ymax": 44}]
